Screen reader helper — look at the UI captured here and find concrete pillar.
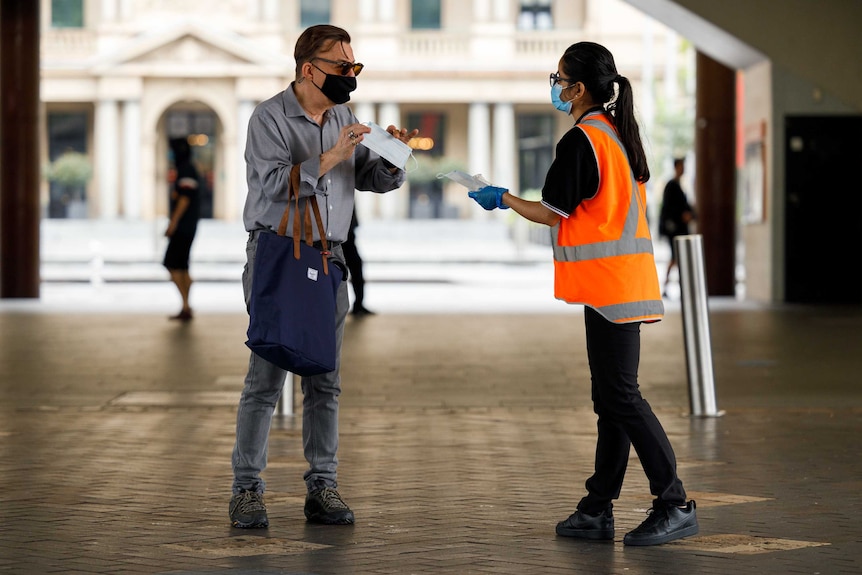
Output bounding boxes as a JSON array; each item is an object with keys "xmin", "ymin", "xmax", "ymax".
[
  {"xmin": 118, "ymin": 0, "xmax": 132, "ymax": 19},
  {"xmin": 469, "ymin": 103, "xmax": 492, "ymax": 220},
  {"xmin": 0, "ymin": 0, "xmax": 40, "ymax": 298},
  {"xmin": 695, "ymin": 51, "xmax": 736, "ymax": 296},
  {"xmin": 122, "ymin": 100, "xmax": 141, "ymax": 219},
  {"xmin": 96, "ymin": 99, "xmax": 120, "ymax": 218},
  {"xmin": 100, "ymin": 0, "xmax": 117, "ymax": 21},
  {"xmin": 352, "ymin": 102, "xmax": 377, "ymax": 222},
  {"xmin": 378, "ymin": 0, "xmax": 395, "ymax": 22},
  {"xmin": 492, "ymin": 103, "xmax": 515, "ymax": 191},
  {"xmin": 237, "ymin": 100, "xmax": 255, "ymax": 220},
  {"xmin": 474, "ymin": 0, "xmax": 491, "ymax": 21},
  {"xmin": 492, "ymin": 0, "xmax": 510, "ymax": 20},
  {"xmin": 468, "ymin": 103, "xmax": 491, "ymax": 179},
  {"xmin": 359, "ymin": 0, "xmax": 375, "ymax": 21},
  {"xmin": 377, "ymin": 102, "xmax": 402, "ymax": 218},
  {"xmin": 261, "ymin": 0, "xmax": 278, "ymax": 21}
]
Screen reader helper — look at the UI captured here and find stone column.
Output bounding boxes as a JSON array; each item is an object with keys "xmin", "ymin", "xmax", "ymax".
[
  {"xmin": 468, "ymin": 102, "xmax": 491, "ymax": 179},
  {"xmin": 122, "ymin": 100, "xmax": 141, "ymax": 219},
  {"xmin": 261, "ymin": 0, "xmax": 278, "ymax": 21},
  {"xmin": 377, "ymin": 102, "xmax": 402, "ymax": 219},
  {"xmin": 378, "ymin": 0, "xmax": 395, "ymax": 21},
  {"xmin": 237, "ymin": 100, "xmax": 256, "ymax": 221},
  {"xmin": 96, "ymin": 99, "xmax": 120, "ymax": 218},
  {"xmin": 359, "ymin": 0, "xmax": 375, "ymax": 21},
  {"xmin": 493, "ymin": 102, "xmax": 524, "ymax": 247},
  {"xmin": 492, "ymin": 102, "xmax": 515, "ymax": 191},
  {"xmin": 492, "ymin": 0, "xmax": 510, "ymax": 20},
  {"xmin": 353, "ymin": 102, "xmax": 377, "ymax": 221},
  {"xmin": 473, "ymin": 0, "xmax": 491, "ymax": 21},
  {"xmin": 118, "ymin": 0, "xmax": 132, "ymax": 19},
  {"xmin": 100, "ymin": 0, "xmax": 118, "ymax": 22}
]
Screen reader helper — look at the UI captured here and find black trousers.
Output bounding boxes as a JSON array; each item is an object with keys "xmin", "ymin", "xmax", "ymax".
[
  {"xmin": 341, "ymin": 226, "xmax": 365, "ymax": 308},
  {"xmin": 577, "ymin": 307, "xmax": 687, "ymax": 514}
]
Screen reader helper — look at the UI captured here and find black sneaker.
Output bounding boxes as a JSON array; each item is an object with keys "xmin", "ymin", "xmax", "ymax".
[
  {"xmin": 623, "ymin": 500, "xmax": 698, "ymax": 546},
  {"xmin": 304, "ymin": 486, "xmax": 355, "ymax": 525},
  {"xmin": 229, "ymin": 490, "xmax": 269, "ymax": 529},
  {"xmin": 555, "ymin": 509, "xmax": 615, "ymax": 540}
]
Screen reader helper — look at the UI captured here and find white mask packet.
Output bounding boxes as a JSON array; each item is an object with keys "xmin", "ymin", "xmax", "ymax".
[
  {"xmin": 359, "ymin": 121, "xmax": 414, "ymax": 170},
  {"xmin": 436, "ymin": 170, "xmax": 492, "ymax": 191}
]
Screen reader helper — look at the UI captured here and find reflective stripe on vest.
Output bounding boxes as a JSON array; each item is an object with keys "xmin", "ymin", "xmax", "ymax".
[{"xmin": 551, "ymin": 116, "xmax": 663, "ymax": 323}]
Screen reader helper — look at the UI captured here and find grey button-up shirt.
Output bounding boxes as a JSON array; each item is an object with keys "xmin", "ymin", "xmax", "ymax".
[{"xmin": 243, "ymin": 83, "xmax": 405, "ymax": 243}]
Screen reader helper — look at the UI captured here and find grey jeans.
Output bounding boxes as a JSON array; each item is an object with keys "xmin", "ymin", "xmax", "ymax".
[{"xmin": 232, "ymin": 231, "xmax": 349, "ymax": 495}]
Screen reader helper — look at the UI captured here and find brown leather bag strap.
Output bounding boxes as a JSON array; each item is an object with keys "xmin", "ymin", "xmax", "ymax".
[
  {"xmin": 307, "ymin": 196, "xmax": 330, "ymax": 275},
  {"xmin": 277, "ymin": 165, "xmax": 302, "ymax": 238},
  {"xmin": 274, "ymin": 166, "xmax": 303, "ymax": 260},
  {"xmin": 273, "ymin": 164, "xmax": 332, "ymax": 275},
  {"xmin": 303, "ymin": 199, "xmax": 314, "ymax": 246}
]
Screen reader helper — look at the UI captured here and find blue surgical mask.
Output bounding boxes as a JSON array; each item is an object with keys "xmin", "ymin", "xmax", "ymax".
[{"xmin": 550, "ymin": 84, "xmax": 572, "ymax": 114}]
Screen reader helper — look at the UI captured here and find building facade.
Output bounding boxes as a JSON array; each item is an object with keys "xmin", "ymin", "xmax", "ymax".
[{"xmin": 40, "ymin": 0, "xmax": 691, "ymax": 226}]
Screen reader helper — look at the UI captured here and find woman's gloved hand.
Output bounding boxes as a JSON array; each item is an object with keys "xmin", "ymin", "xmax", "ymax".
[{"xmin": 468, "ymin": 186, "xmax": 509, "ymax": 210}]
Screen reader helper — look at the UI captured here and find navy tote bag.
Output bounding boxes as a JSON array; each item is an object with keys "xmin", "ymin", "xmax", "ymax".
[{"xmin": 245, "ymin": 166, "xmax": 343, "ymax": 376}]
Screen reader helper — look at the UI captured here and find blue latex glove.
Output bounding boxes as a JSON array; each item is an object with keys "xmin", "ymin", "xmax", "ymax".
[{"xmin": 468, "ymin": 186, "xmax": 509, "ymax": 210}]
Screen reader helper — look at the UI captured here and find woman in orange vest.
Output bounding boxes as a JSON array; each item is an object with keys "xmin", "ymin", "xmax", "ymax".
[{"xmin": 469, "ymin": 42, "xmax": 698, "ymax": 546}]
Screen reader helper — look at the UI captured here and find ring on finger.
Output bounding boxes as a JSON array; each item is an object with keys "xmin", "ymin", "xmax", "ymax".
[{"xmin": 348, "ymin": 131, "xmax": 356, "ymax": 139}]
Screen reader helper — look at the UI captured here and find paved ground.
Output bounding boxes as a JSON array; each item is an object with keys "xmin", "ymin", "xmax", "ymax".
[{"xmin": 2, "ymin": 256, "xmax": 861, "ymax": 573}]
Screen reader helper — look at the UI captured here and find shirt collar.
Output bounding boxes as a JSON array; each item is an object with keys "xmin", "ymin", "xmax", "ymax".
[
  {"xmin": 283, "ymin": 82, "xmax": 333, "ymax": 121},
  {"xmin": 575, "ymin": 106, "xmax": 606, "ymax": 125}
]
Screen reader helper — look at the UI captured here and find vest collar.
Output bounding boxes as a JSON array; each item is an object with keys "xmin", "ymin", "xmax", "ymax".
[{"xmin": 575, "ymin": 106, "xmax": 606, "ymax": 125}]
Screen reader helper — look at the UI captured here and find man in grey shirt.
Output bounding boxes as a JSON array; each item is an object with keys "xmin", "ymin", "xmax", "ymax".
[{"xmin": 229, "ymin": 24, "xmax": 418, "ymax": 529}]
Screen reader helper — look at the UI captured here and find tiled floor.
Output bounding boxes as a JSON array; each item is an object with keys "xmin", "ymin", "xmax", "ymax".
[{"xmin": 1, "ymin": 285, "xmax": 861, "ymax": 574}]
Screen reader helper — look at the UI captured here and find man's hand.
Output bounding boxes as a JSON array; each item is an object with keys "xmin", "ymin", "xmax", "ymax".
[
  {"xmin": 468, "ymin": 186, "xmax": 509, "ymax": 210},
  {"xmin": 385, "ymin": 125, "xmax": 419, "ymax": 144},
  {"xmin": 320, "ymin": 124, "xmax": 370, "ymax": 175}
]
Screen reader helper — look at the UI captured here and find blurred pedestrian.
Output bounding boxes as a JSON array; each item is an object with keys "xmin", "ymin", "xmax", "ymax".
[
  {"xmin": 658, "ymin": 157, "xmax": 696, "ymax": 297},
  {"xmin": 342, "ymin": 208, "xmax": 373, "ymax": 316},
  {"xmin": 468, "ymin": 41, "xmax": 698, "ymax": 546},
  {"xmin": 229, "ymin": 24, "xmax": 417, "ymax": 529},
  {"xmin": 163, "ymin": 137, "xmax": 201, "ymax": 321}
]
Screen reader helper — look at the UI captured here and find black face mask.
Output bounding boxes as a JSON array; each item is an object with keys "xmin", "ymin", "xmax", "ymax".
[{"xmin": 313, "ymin": 71, "xmax": 357, "ymax": 105}]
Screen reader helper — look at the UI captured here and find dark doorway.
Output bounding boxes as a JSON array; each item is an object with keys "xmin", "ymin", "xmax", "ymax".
[
  {"xmin": 407, "ymin": 112, "xmax": 446, "ymax": 219},
  {"xmin": 47, "ymin": 111, "xmax": 89, "ymax": 218},
  {"xmin": 165, "ymin": 109, "xmax": 216, "ymax": 219},
  {"xmin": 785, "ymin": 116, "xmax": 862, "ymax": 303}
]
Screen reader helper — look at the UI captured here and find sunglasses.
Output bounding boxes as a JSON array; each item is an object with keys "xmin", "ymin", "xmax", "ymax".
[
  {"xmin": 549, "ymin": 72, "xmax": 574, "ymax": 87},
  {"xmin": 312, "ymin": 57, "xmax": 364, "ymax": 76}
]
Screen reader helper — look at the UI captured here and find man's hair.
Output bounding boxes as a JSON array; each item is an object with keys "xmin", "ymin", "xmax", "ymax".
[
  {"xmin": 294, "ymin": 25, "xmax": 351, "ymax": 78},
  {"xmin": 673, "ymin": 157, "xmax": 686, "ymax": 169}
]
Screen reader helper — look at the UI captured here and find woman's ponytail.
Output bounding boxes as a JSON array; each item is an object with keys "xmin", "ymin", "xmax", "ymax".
[{"xmin": 610, "ymin": 75, "xmax": 650, "ymax": 183}]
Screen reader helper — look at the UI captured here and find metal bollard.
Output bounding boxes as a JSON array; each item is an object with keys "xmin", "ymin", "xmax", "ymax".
[
  {"xmin": 674, "ymin": 234, "xmax": 723, "ymax": 417},
  {"xmin": 275, "ymin": 371, "xmax": 295, "ymax": 416}
]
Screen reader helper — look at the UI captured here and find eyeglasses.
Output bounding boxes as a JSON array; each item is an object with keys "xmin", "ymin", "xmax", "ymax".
[
  {"xmin": 312, "ymin": 57, "xmax": 364, "ymax": 76},
  {"xmin": 549, "ymin": 72, "xmax": 574, "ymax": 87}
]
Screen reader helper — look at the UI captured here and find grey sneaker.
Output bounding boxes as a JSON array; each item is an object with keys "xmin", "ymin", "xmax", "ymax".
[
  {"xmin": 304, "ymin": 486, "xmax": 355, "ymax": 525},
  {"xmin": 229, "ymin": 490, "xmax": 269, "ymax": 528}
]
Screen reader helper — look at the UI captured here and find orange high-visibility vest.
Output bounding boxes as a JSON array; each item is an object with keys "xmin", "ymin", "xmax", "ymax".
[{"xmin": 551, "ymin": 114, "xmax": 664, "ymax": 323}]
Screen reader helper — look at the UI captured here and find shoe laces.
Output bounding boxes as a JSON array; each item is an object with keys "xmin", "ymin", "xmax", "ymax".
[
  {"xmin": 237, "ymin": 491, "xmax": 266, "ymax": 513},
  {"xmin": 316, "ymin": 487, "xmax": 349, "ymax": 511}
]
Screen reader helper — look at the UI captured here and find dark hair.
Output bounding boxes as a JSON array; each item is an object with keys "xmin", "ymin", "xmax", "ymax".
[
  {"xmin": 560, "ymin": 42, "xmax": 650, "ymax": 183},
  {"xmin": 169, "ymin": 137, "xmax": 191, "ymax": 164},
  {"xmin": 294, "ymin": 25, "xmax": 352, "ymax": 78},
  {"xmin": 673, "ymin": 157, "xmax": 685, "ymax": 169}
]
